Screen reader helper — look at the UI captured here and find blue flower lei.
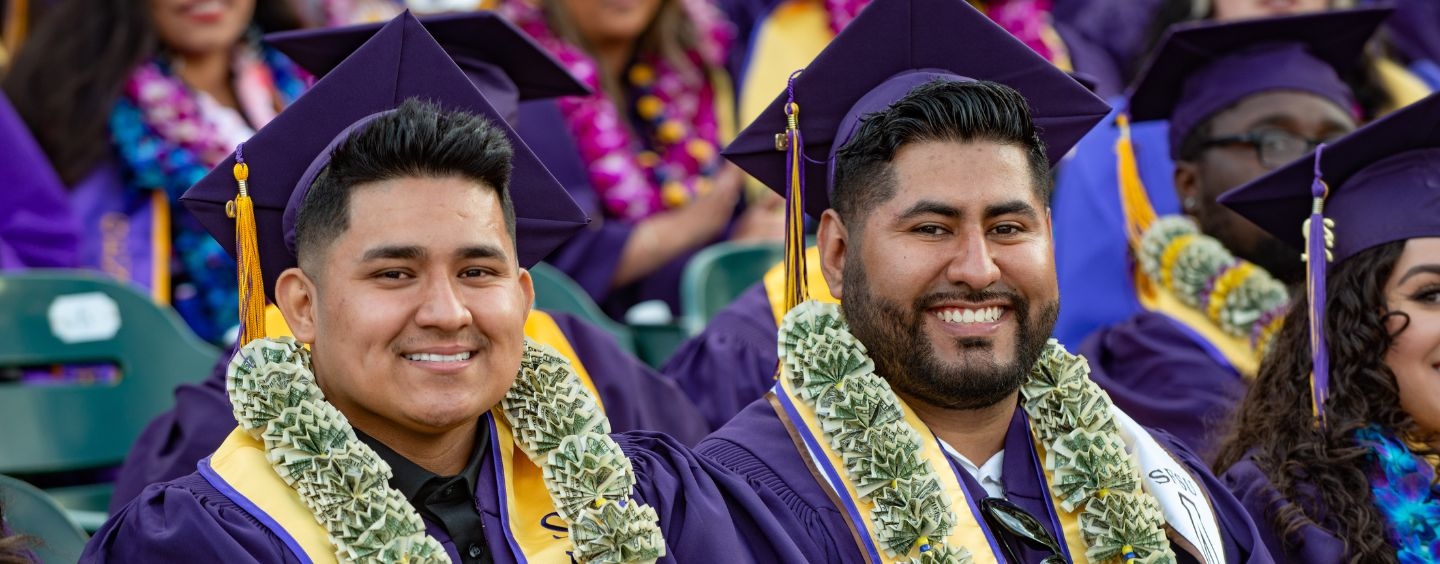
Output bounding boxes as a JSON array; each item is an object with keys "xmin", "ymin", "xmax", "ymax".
[
  {"xmin": 107, "ymin": 44, "xmax": 307, "ymax": 343},
  {"xmin": 1355, "ymin": 425, "xmax": 1440, "ymax": 563}
]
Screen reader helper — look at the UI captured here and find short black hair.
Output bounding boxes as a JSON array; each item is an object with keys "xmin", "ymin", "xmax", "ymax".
[
  {"xmin": 294, "ymin": 98, "xmax": 517, "ymax": 270},
  {"xmin": 831, "ymin": 79, "xmax": 1051, "ymax": 228},
  {"xmin": 1175, "ymin": 117, "xmax": 1214, "ymax": 163}
]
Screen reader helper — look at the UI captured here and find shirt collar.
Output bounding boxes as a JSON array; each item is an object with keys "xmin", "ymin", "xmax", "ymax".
[{"xmin": 353, "ymin": 423, "xmax": 490, "ymax": 504}]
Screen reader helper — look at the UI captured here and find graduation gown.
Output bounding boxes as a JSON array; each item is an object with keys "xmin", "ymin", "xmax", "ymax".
[
  {"xmin": 0, "ymin": 91, "xmax": 80, "ymax": 271},
  {"xmin": 1051, "ymin": 107, "xmax": 1177, "ymax": 347},
  {"xmin": 698, "ymin": 395, "xmax": 1274, "ymax": 564},
  {"xmin": 517, "ymin": 98, "xmax": 730, "ymax": 319},
  {"xmin": 84, "ymin": 431, "xmax": 806, "ymax": 563},
  {"xmin": 1080, "ymin": 310, "xmax": 1249, "ymax": 460},
  {"xmin": 1220, "ymin": 457, "xmax": 1346, "ymax": 563},
  {"xmin": 661, "ymin": 282, "xmax": 778, "ymax": 430},
  {"xmin": 109, "ymin": 310, "xmax": 709, "ymax": 514}
]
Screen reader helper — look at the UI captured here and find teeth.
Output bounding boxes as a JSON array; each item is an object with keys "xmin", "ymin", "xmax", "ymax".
[
  {"xmin": 937, "ymin": 307, "xmax": 1001, "ymax": 324},
  {"xmin": 405, "ymin": 352, "xmax": 472, "ymax": 362}
]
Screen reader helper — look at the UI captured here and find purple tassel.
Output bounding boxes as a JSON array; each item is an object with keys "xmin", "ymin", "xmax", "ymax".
[{"xmin": 1305, "ymin": 145, "xmax": 1333, "ymax": 428}]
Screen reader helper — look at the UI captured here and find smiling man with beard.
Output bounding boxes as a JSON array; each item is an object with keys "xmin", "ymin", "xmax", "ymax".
[{"xmin": 697, "ymin": 1, "xmax": 1272, "ymax": 562}]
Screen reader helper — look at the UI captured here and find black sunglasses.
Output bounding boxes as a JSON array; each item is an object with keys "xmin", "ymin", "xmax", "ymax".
[{"xmin": 979, "ymin": 497, "xmax": 1069, "ymax": 564}]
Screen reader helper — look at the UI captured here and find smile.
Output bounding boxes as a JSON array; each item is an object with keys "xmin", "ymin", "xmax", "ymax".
[
  {"xmin": 933, "ymin": 306, "xmax": 1003, "ymax": 324},
  {"xmin": 404, "ymin": 352, "xmax": 473, "ymax": 362}
]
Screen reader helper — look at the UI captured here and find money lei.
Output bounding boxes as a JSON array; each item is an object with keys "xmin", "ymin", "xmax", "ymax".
[
  {"xmin": 228, "ymin": 337, "xmax": 664, "ymax": 563},
  {"xmin": 778, "ymin": 300, "xmax": 1177, "ymax": 563}
]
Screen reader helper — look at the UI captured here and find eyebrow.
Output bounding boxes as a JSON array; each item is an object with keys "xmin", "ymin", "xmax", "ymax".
[
  {"xmin": 984, "ymin": 199, "xmax": 1038, "ymax": 220},
  {"xmin": 359, "ymin": 244, "xmax": 509, "ymax": 262},
  {"xmin": 1398, "ymin": 264, "xmax": 1440, "ymax": 285},
  {"xmin": 897, "ymin": 200, "xmax": 962, "ymax": 221},
  {"xmin": 361, "ymin": 245, "xmax": 425, "ymax": 262}
]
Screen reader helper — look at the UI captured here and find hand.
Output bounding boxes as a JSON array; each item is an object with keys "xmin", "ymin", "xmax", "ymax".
[{"xmin": 730, "ymin": 189, "xmax": 786, "ymax": 243}]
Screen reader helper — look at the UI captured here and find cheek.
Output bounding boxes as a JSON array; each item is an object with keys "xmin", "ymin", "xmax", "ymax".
[{"xmin": 997, "ymin": 243, "xmax": 1056, "ymax": 296}]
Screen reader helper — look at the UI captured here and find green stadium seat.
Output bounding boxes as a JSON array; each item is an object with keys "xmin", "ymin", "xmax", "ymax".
[
  {"xmin": 0, "ymin": 270, "xmax": 220, "ymax": 529},
  {"xmin": 529, "ymin": 262, "xmax": 636, "ymax": 355},
  {"xmin": 680, "ymin": 242, "xmax": 783, "ymax": 335},
  {"xmin": 0, "ymin": 473, "xmax": 87, "ymax": 562}
]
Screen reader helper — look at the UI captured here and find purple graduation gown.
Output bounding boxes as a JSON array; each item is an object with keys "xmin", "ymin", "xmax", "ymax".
[
  {"xmin": 661, "ymin": 282, "xmax": 778, "ymax": 430},
  {"xmin": 83, "ymin": 431, "xmax": 807, "ymax": 563},
  {"xmin": 698, "ymin": 396, "xmax": 1274, "ymax": 564},
  {"xmin": 0, "ymin": 91, "xmax": 80, "ymax": 271},
  {"xmin": 518, "ymin": 101, "xmax": 731, "ymax": 319},
  {"xmin": 109, "ymin": 311, "xmax": 709, "ymax": 513},
  {"xmin": 1080, "ymin": 311, "xmax": 1248, "ymax": 461},
  {"xmin": 1220, "ymin": 456, "xmax": 1346, "ymax": 563}
]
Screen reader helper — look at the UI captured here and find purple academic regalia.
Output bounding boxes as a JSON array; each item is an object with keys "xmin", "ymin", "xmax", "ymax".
[
  {"xmin": 0, "ymin": 91, "xmax": 80, "ymax": 271},
  {"xmin": 518, "ymin": 99, "xmax": 725, "ymax": 318},
  {"xmin": 1079, "ymin": 310, "xmax": 1248, "ymax": 460},
  {"xmin": 661, "ymin": 282, "xmax": 778, "ymax": 430},
  {"xmin": 699, "ymin": 396, "xmax": 1273, "ymax": 564},
  {"xmin": 1220, "ymin": 457, "xmax": 1345, "ymax": 563},
  {"xmin": 109, "ymin": 311, "xmax": 709, "ymax": 514},
  {"xmin": 85, "ymin": 432, "xmax": 805, "ymax": 563}
]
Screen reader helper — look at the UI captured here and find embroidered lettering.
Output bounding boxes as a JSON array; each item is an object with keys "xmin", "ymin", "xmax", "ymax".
[{"xmin": 100, "ymin": 213, "xmax": 131, "ymax": 281}]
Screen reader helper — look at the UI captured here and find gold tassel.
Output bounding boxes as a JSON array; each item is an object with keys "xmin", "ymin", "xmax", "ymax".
[
  {"xmin": 229, "ymin": 151, "xmax": 266, "ymax": 346},
  {"xmin": 782, "ymin": 100, "xmax": 809, "ymax": 313},
  {"xmin": 1115, "ymin": 113, "xmax": 1160, "ymax": 301},
  {"xmin": 2, "ymin": 0, "xmax": 27, "ymax": 58}
]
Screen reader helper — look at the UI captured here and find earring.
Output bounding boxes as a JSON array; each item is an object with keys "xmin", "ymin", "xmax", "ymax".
[{"xmin": 1183, "ymin": 196, "xmax": 1198, "ymax": 211}]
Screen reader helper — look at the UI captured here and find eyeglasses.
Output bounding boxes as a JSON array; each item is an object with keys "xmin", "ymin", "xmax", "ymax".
[
  {"xmin": 979, "ymin": 497, "xmax": 1069, "ymax": 564},
  {"xmin": 1196, "ymin": 129, "xmax": 1331, "ymax": 170}
]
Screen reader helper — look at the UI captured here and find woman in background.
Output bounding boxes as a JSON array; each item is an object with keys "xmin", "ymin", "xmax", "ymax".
[
  {"xmin": 500, "ymin": 0, "xmax": 784, "ymax": 318},
  {"xmin": 1, "ymin": 0, "xmax": 306, "ymax": 344}
]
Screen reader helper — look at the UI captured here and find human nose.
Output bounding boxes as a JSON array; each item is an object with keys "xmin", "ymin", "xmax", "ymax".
[
  {"xmin": 944, "ymin": 232, "xmax": 1001, "ymax": 291},
  {"xmin": 414, "ymin": 275, "xmax": 473, "ymax": 331}
]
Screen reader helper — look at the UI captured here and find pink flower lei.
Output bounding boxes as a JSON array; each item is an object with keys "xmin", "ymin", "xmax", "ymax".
[{"xmin": 500, "ymin": 0, "xmax": 734, "ymax": 222}]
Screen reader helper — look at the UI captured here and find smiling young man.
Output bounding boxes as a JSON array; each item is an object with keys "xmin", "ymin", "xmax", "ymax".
[
  {"xmin": 1078, "ymin": 9, "xmax": 1392, "ymax": 459},
  {"xmin": 107, "ymin": 12, "xmax": 711, "ymax": 515},
  {"xmin": 697, "ymin": 1, "xmax": 1271, "ymax": 562},
  {"xmin": 83, "ymin": 14, "xmax": 803, "ymax": 563}
]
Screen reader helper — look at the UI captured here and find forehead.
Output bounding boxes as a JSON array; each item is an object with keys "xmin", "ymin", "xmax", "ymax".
[
  {"xmin": 1208, "ymin": 90, "xmax": 1354, "ymax": 132},
  {"xmin": 882, "ymin": 139, "xmax": 1040, "ymax": 208},
  {"xmin": 339, "ymin": 176, "xmax": 511, "ymax": 250},
  {"xmin": 1397, "ymin": 238, "xmax": 1440, "ymax": 269}
]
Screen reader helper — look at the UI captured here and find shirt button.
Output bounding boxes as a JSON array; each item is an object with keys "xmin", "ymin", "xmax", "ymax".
[
  {"xmin": 468, "ymin": 544, "xmax": 482, "ymax": 558},
  {"xmin": 443, "ymin": 485, "xmax": 457, "ymax": 497}
]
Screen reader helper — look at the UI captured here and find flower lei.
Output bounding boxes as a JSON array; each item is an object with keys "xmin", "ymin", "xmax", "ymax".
[
  {"xmin": 1138, "ymin": 216, "xmax": 1290, "ymax": 357},
  {"xmin": 499, "ymin": 0, "xmax": 732, "ymax": 221},
  {"xmin": 1354, "ymin": 425, "xmax": 1440, "ymax": 563},
  {"xmin": 109, "ymin": 43, "xmax": 308, "ymax": 342},
  {"xmin": 825, "ymin": 0, "xmax": 871, "ymax": 33},
  {"xmin": 778, "ymin": 301, "xmax": 1176, "ymax": 563},
  {"xmin": 227, "ymin": 337, "xmax": 664, "ymax": 563}
]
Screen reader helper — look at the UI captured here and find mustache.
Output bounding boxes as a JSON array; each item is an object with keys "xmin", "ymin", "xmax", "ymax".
[
  {"xmin": 389, "ymin": 331, "xmax": 488, "ymax": 354},
  {"xmin": 913, "ymin": 289, "xmax": 1021, "ymax": 311}
]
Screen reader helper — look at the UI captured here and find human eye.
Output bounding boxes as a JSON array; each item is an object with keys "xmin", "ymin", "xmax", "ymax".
[
  {"xmin": 460, "ymin": 267, "xmax": 497, "ymax": 279},
  {"xmin": 1410, "ymin": 284, "xmax": 1440, "ymax": 304},
  {"xmin": 374, "ymin": 269, "xmax": 413, "ymax": 281},
  {"xmin": 911, "ymin": 224, "xmax": 951, "ymax": 236}
]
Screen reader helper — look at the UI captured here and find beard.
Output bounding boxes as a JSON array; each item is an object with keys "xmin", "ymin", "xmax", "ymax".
[
  {"xmin": 840, "ymin": 257, "xmax": 1059, "ymax": 411},
  {"xmin": 1246, "ymin": 236, "xmax": 1305, "ymax": 286}
]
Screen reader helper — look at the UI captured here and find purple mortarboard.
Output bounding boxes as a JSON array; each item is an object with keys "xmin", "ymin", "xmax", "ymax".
[
  {"xmin": 265, "ymin": 11, "xmax": 589, "ymax": 123},
  {"xmin": 721, "ymin": 0, "xmax": 1109, "ymax": 313},
  {"xmin": 1219, "ymin": 91, "xmax": 1440, "ymax": 429},
  {"xmin": 1128, "ymin": 8, "xmax": 1390, "ymax": 160},
  {"xmin": 181, "ymin": 12, "xmax": 588, "ymax": 343}
]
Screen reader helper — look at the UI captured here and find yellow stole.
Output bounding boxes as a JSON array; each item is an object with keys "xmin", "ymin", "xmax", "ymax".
[
  {"xmin": 1135, "ymin": 277, "xmax": 1260, "ymax": 379},
  {"xmin": 773, "ymin": 373, "xmax": 1088, "ymax": 563},
  {"xmin": 210, "ymin": 306, "xmax": 599, "ymax": 562},
  {"xmin": 763, "ymin": 246, "xmax": 839, "ymax": 325}
]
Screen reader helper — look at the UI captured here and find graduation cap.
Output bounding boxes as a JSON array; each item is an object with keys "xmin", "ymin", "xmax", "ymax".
[
  {"xmin": 1112, "ymin": 8, "xmax": 1389, "ymax": 264},
  {"xmin": 181, "ymin": 12, "xmax": 589, "ymax": 345},
  {"xmin": 264, "ymin": 11, "xmax": 589, "ymax": 123},
  {"xmin": 1219, "ymin": 91, "xmax": 1440, "ymax": 429},
  {"xmin": 1128, "ymin": 7, "xmax": 1390, "ymax": 159},
  {"xmin": 721, "ymin": 0, "xmax": 1109, "ymax": 312}
]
